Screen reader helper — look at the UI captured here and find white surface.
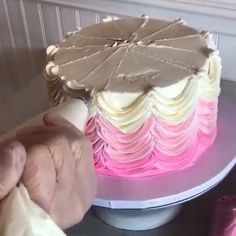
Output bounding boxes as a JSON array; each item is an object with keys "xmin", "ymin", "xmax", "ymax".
[
  {"xmin": 93, "ymin": 95, "xmax": 236, "ymax": 209},
  {"xmin": 94, "ymin": 205, "xmax": 182, "ymax": 231}
]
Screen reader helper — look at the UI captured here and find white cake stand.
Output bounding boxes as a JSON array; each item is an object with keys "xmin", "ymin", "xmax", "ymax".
[{"xmin": 93, "ymin": 96, "xmax": 236, "ymax": 231}]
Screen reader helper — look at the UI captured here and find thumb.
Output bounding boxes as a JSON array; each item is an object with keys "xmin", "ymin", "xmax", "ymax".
[
  {"xmin": 43, "ymin": 113, "xmax": 80, "ymax": 132},
  {"xmin": 0, "ymin": 141, "xmax": 26, "ymax": 200}
]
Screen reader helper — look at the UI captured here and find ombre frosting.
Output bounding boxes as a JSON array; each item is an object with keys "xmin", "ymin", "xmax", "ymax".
[
  {"xmin": 45, "ymin": 16, "xmax": 222, "ymax": 177},
  {"xmin": 86, "ymin": 100, "xmax": 217, "ymax": 177}
]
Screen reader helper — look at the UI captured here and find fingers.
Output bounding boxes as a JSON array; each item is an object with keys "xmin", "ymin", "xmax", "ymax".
[
  {"xmin": 75, "ymin": 137, "xmax": 97, "ymax": 208},
  {"xmin": 0, "ymin": 141, "xmax": 26, "ymax": 200},
  {"xmin": 44, "ymin": 114, "xmax": 85, "ymax": 157},
  {"xmin": 52, "ymin": 136, "xmax": 96, "ymax": 229},
  {"xmin": 17, "ymin": 130, "xmax": 76, "ymax": 205},
  {"xmin": 43, "ymin": 113, "xmax": 81, "ymax": 135},
  {"xmin": 17, "ymin": 130, "xmax": 58, "ymax": 211},
  {"xmin": 43, "ymin": 134, "xmax": 76, "ymax": 187},
  {"xmin": 15, "ymin": 116, "xmax": 96, "ymax": 229},
  {"xmin": 17, "ymin": 121, "xmax": 84, "ymax": 162},
  {"xmin": 17, "ymin": 113, "xmax": 82, "ymax": 137},
  {"xmin": 21, "ymin": 142, "xmax": 56, "ymax": 212}
]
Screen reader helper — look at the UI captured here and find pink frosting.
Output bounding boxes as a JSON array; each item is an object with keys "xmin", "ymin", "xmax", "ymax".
[{"xmin": 85, "ymin": 100, "xmax": 218, "ymax": 177}]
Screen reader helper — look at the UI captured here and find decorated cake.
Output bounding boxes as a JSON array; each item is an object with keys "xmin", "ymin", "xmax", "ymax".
[{"xmin": 45, "ymin": 16, "xmax": 221, "ymax": 177}]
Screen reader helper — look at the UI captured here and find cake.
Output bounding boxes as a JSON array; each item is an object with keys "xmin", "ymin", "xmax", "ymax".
[{"xmin": 45, "ymin": 16, "xmax": 221, "ymax": 177}]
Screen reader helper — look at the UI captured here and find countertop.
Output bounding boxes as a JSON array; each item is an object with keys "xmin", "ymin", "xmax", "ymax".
[{"xmin": 65, "ymin": 80, "xmax": 236, "ymax": 236}]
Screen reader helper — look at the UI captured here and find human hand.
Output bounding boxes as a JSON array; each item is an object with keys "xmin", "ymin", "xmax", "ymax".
[
  {"xmin": 17, "ymin": 113, "xmax": 97, "ymax": 229},
  {"xmin": 0, "ymin": 141, "xmax": 26, "ymax": 200}
]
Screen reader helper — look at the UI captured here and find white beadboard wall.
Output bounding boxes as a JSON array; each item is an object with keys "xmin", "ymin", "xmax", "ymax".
[{"xmin": 0, "ymin": 0, "xmax": 236, "ymax": 102}]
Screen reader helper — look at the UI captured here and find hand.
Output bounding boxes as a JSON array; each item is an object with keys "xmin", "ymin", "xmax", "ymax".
[
  {"xmin": 17, "ymin": 114, "xmax": 97, "ymax": 229},
  {"xmin": 0, "ymin": 141, "xmax": 26, "ymax": 200}
]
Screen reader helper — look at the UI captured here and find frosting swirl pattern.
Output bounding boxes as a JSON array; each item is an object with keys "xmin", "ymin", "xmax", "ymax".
[
  {"xmin": 45, "ymin": 17, "xmax": 222, "ymax": 177},
  {"xmin": 85, "ymin": 55, "xmax": 220, "ymax": 176}
]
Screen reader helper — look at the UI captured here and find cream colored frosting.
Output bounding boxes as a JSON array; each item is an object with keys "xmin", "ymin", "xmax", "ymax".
[
  {"xmin": 92, "ymin": 52, "xmax": 221, "ymax": 132},
  {"xmin": 45, "ymin": 16, "xmax": 221, "ymax": 132}
]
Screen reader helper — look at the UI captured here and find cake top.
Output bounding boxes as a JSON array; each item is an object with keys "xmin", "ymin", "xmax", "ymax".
[{"xmin": 45, "ymin": 16, "xmax": 215, "ymax": 105}]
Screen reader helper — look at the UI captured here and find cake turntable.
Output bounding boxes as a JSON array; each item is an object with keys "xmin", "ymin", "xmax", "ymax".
[{"xmin": 92, "ymin": 95, "xmax": 236, "ymax": 231}]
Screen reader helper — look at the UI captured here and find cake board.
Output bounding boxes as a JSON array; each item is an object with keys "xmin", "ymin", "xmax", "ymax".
[{"xmin": 92, "ymin": 95, "xmax": 236, "ymax": 231}]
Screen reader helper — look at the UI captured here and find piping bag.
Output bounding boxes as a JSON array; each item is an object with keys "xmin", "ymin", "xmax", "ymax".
[{"xmin": 0, "ymin": 98, "xmax": 88, "ymax": 235}]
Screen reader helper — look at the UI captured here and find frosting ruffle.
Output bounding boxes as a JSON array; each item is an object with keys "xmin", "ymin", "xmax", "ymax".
[{"xmin": 86, "ymin": 99, "xmax": 218, "ymax": 177}]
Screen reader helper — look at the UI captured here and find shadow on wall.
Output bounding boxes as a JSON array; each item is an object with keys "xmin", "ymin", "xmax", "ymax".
[
  {"xmin": 0, "ymin": 47, "xmax": 46, "ymax": 102},
  {"xmin": 0, "ymin": 71, "xmax": 49, "ymax": 135}
]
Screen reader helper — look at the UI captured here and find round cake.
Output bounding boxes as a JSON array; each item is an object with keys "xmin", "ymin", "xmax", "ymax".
[{"xmin": 45, "ymin": 16, "xmax": 221, "ymax": 177}]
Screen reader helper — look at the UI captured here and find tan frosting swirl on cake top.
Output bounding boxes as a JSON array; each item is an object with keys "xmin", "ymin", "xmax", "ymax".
[{"xmin": 45, "ymin": 17, "xmax": 215, "ymax": 105}]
